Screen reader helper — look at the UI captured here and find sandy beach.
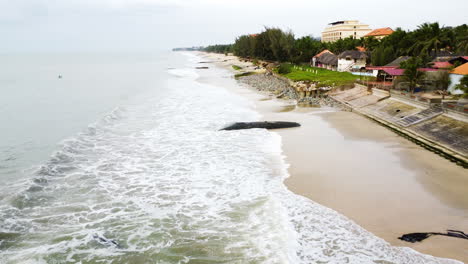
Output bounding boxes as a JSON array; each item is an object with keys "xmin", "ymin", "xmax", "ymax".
[{"xmin": 199, "ymin": 52, "xmax": 468, "ymax": 263}]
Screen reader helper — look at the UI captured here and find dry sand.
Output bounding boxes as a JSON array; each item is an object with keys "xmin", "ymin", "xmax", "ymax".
[{"xmin": 197, "ymin": 52, "xmax": 468, "ymax": 263}]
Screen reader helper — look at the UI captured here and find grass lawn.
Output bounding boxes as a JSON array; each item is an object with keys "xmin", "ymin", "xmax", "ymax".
[{"xmin": 279, "ymin": 65, "xmax": 369, "ymax": 87}]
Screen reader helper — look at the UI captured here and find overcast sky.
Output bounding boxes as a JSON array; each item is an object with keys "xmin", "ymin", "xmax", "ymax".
[{"xmin": 1, "ymin": 0, "xmax": 467, "ymax": 52}]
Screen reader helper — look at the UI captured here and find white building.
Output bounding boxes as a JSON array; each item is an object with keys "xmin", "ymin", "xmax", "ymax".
[
  {"xmin": 337, "ymin": 50, "xmax": 368, "ymax": 72},
  {"xmin": 322, "ymin": 20, "xmax": 372, "ymax": 43},
  {"xmin": 448, "ymin": 63, "xmax": 468, "ymax": 95}
]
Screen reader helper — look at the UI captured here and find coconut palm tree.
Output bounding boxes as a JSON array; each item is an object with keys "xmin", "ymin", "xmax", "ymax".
[
  {"xmin": 456, "ymin": 36, "xmax": 468, "ymax": 54},
  {"xmin": 400, "ymin": 57, "xmax": 425, "ymax": 93},
  {"xmin": 408, "ymin": 23, "xmax": 451, "ymax": 57}
]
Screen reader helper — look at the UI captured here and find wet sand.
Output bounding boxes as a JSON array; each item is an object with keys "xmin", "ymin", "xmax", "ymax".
[
  {"xmin": 198, "ymin": 52, "xmax": 468, "ymax": 263},
  {"xmin": 278, "ymin": 110, "xmax": 468, "ymax": 263}
]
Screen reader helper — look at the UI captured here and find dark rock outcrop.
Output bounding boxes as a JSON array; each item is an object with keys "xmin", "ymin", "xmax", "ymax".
[{"xmin": 221, "ymin": 121, "xmax": 300, "ymax": 131}]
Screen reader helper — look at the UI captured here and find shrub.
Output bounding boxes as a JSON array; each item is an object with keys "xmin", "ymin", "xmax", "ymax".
[
  {"xmin": 278, "ymin": 63, "xmax": 292, "ymax": 74},
  {"xmin": 234, "ymin": 72, "xmax": 255, "ymax": 78},
  {"xmin": 455, "ymin": 75, "xmax": 468, "ymax": 97}
]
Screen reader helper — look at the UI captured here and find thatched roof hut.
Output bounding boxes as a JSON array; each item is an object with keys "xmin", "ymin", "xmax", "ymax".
[
  {"xmin": 385, "ymin": 56, "xmax": 411, "ymax": 67},
  {"xmin": 338, "ymin": 50, "xmax": 368, "ymax": 60},
  {"xmin": 314, "ymin": 49, "xmax": 333, "ymax": 58},
  {"xmin": 318, "ymin": 52, "xmax": 338, "ymax": 66}
]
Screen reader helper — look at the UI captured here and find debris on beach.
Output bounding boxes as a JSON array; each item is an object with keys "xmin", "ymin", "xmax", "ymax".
[
  {"xmin": 398, "ymin": 230, "xmax": 468, "ymax": 243},
  {"xmin": 220, "ymin": 121, "xmax": 301, "ymax": 131}
]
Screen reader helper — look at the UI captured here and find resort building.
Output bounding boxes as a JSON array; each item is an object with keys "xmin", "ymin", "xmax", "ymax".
[
  {"xmin": 321, "ymin": 20, "xmax": 372, "ymax": 43},
  {"xmin": 337, "ymin": 50, "xmax": 368, "ymax": 72},
  {"xmin": 364, "ymin": 27, "xmax": 394, "ymax": 39}
]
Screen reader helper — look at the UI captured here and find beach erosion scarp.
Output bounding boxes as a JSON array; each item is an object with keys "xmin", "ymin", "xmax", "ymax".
[{"xmin": 197, "ymin": 51, "xmax": 468, "ymax": 263}]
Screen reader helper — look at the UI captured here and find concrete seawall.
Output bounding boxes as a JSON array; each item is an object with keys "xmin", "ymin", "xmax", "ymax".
[{"xmin": 330, "ymin": 87, "xmax": 468, "ymax": 168}]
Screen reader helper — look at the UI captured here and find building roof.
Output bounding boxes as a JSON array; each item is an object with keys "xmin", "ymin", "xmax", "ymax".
[
  {"xmin": 430, "ymin": 61, "xmax": 453, "ymax": 69},
  {"xmin": 451, "ymin": 63, "xmax": 468, "ymax": 75},
  {"xmin": 418, "ymin": 68, "xmax": 439, "ymax": 72},
  {"xmin": 366, "ymin": 66, "xmax": 396, "ymax": 70},
  {"xmin": 365, "ymin": 27, "xmax": 394, "ymax": 37},
  {"xmin": 385, "ymin": 56, "xmax": 411, "ymax": 67},
  {"xmin": 318, "ymin": 52, "xmax": 338, "ymax": 66},
  {"xmin": 356, "ymin": 46, "xmax": 366, "ymax": 52},
  {"xmin": 382, "ymin": 68, "xmax": 438, "ymax": 76},
  {"xmin": 338, "ymin": 50, "xmax": 368, "ymax": 60},
  {"xmin": 313, "ymin": 49, "xmax": 333, "ymax": 58},
  {"xmin": 448, "ymin": 56, "xmax": 468, "ymax": 64},
  {"xmin": 383, "ymin": 68, "xmax": 404, "ymax": 76}
]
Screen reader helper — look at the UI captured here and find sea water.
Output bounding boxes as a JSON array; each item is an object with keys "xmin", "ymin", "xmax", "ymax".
[{"xmin": 0, "ymin": 52, "xmax": 459, "ymax": 263}]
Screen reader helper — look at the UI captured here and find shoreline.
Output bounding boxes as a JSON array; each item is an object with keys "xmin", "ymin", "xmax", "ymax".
[{"xmin": 197, "ymin": 51, "xmax": 468, "ymax": 263}]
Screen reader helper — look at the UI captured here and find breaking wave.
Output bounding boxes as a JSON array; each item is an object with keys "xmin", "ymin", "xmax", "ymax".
[{"xmin": 0, "ymin": 54, "xmax": 460, "ymax": 264}]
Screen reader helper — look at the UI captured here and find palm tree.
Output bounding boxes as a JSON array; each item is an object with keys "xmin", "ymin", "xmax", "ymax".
[
  {"xmin": 408, "ymin": 23, "xmax": 450, "ymax": 57},
  {"xmin": 400, "ymin": 57, "xmax": 425, "ymax": 93},
  {"xmin": 456, "ymin": 36, "xmax": 468, "ymax": 54},
  {"xmin": 455, "ymin": 75, "xmax": 468, "ymax": 98}
]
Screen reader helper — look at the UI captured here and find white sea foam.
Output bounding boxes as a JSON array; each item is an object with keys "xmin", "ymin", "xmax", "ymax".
[
  {"xmin": 167, "ymin": 68, "xmax": 200, "ymax": 79},
  {"xmin": 0, "ymin": 53, "xmax": 462, "ymax": 264}
]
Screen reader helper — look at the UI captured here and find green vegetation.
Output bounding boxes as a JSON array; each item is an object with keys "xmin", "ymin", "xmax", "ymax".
[
  {"xmin": 400, "ymin": 57, "xmax": 425, "ymax": 93},
  {"xmin": 279, "ymin": 66, "xmax": 359, "ymax": 87},
  {"xmin": 278, "ymin": 63, "xmax": 292, "ymax": 74},
  {"xmin": 204, "ymin": 22, "xmax": 468, "ymax": 66},
  {"xmin": 234, "ymin": 72, "xmax": 255, "ymax": 78},
  {"xmin": 232, "ymin": 65, "xmax": 242, "ymax": 70},
  {"xmin": 204, "ymin": 44, "xmax": 233, "ymax": 54},
  {"xmin": 455, "ymin": 75, "xmax": 468, "ymax": 97}
]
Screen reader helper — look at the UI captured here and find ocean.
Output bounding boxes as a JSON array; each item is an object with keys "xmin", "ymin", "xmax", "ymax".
[{"xmin": 0, "ymin": 51, "xmax": 458, "ymax": 263}]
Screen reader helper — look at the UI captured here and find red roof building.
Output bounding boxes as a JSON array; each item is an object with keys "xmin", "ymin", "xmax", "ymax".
[
  {"xmin": 383, "ymin": 68, "xmax": 404, "ymax": 76},
  {"xmin": 431, "ymin": 61, "xmax": 453, "ymax": 69},
  {"xmin": 364, "ymin": 27, "xmax": 394, "ymax": 39}
]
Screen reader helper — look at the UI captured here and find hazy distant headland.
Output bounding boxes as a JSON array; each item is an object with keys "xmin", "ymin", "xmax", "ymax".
[{"xmin": 172, "ymin": 47, "xmax": 204, "ymax": 52}]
